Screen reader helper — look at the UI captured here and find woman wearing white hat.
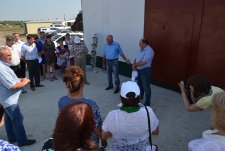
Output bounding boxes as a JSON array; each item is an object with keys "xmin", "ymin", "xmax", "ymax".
[{"xmin": 102, "ymin": 81, "xmax": 159, "ymax": 151}]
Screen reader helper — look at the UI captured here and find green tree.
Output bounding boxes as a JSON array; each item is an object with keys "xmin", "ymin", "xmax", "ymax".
[{"xmin": 71, "ymin": 11, "xmax": 83, "ymax": 31}]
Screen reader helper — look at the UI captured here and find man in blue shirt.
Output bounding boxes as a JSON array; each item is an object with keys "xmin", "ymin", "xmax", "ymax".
[
  {"xmin": 103, "ymin": 34, "xmax": 130, "ymax": 93},
  {"xmin": 36, "ymin": 31, "xmax": 46, "ymax": 80},
  {"xmin": 132, "ymin": 38, "xmax": 154, "ymax": 106},
  {"xmin": 0, "ymin": 47, "xmax": 36, "ymax": 147}
]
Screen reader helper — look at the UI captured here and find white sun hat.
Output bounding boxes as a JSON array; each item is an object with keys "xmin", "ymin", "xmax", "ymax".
[
  {"xmin": 120, "ymin": 81, "xmax": 140, "ymax": 98},
  {"xmin": 74, "ymin": 36, "xmax": 81, "ymax": 44}
]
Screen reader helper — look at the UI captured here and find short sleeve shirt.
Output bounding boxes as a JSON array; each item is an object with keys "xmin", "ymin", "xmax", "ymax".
[
  {"xmin": 65, "ymin": 39, "xmax": 74, "ymax": 52},
  {"xmin": 195, "ymin": 86, "xmax": 224, "ymax": 109},
  {"xmin": 58, "ymin": 96, "xmax": 103, "ymax": 128},
  {"xmin": 102, "ymin": 107, "xmax": 159, "ymax": 150},
  {"xmin": 58, "ymin": 96, "xmax": 103, "ymax": 144},
  {"xmin": 103, "ymin": 42, "xmax": 123, "ymax": 60},
  {"xmin": 135, "ymin": 45, "xmax": 154, "ymax": 70},
  {"xmin": 74, "ymin": 43, "xmax": 88, "ymax": 56},
  {"xmin": 0, "ymin": 61, "xmax": 21, "ymax": 108}
]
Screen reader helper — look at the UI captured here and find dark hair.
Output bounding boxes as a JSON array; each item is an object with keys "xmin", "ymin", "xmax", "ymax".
[
  {"xmin": 120, "ymin": 92, "xmax": 140, "ymax": 107},
  {"xmin": 58, "ymin": 38, "xmax": 64, "ymax": 42},
  {"xmin": 39, "ymin": 31, "xmax": 45, "ymax": 34},
  {"xmin": 141, "ymin": 38, "xmax": 149, "ymax": 45},
  {"xmin": 63, "ymin": 66, "xmax": 84, "ymax": 93},
  {"xmin": 0, "ymin": 104, "xmax": 4, "ymax": 123},
  {"xmin": 46, "ymin": 35, "xmax": 51, "ymax": 39},
  {"xmin": 26, "ymin": 34, "xmax": 34, "ymax": 40},
  {"xmin": 32, "ymin": 34, "xmax": 39, "ymax": 41},
  {"xmin": 53, "ymin": 102, "xmax": 96, "ymax": 151},
  {"xmin": 187, "ymin": 74, "xmax": 211, "ymax": 98}
]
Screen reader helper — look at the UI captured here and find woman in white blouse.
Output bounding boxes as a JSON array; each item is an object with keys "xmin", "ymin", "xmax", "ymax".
[
  {"xmin": 188, "ymin": 92, "xmax": 225, "ymax": 151},
  {"xmin": 102, "ymin": 81, "xmax": 159, "ymax": 151}
]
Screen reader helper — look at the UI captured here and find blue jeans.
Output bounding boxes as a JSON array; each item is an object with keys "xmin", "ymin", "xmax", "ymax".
[
  {"xmin": 106, "ymin": 59, "xmax": 120, "ymax": 89},
  {"xmin": 137, "ymin": 67, "xmax": 151, "ymax": 106},
  {"xmin": 4, "ymin": 104, "xmax": 27, "ymax": 144}
]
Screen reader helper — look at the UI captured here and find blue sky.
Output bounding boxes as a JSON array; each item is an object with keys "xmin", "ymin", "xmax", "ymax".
[{"xmin": 0, "ymin": 0, "xmax": 81, "ymax": 21}]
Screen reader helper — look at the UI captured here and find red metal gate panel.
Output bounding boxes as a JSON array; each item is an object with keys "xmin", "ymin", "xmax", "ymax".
[
  {"xmin": 144, "ymin": 0, "xmax": 225, "ymax": 89},
  {"xmin": 144, "ymin": 0, "xmax": 203, "ymax": 88},
  {"xmin": 194, "ymin": 0, "xmax": 225, "ymax": 88}
]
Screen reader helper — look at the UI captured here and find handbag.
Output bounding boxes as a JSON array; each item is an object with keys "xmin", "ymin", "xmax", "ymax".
[{"xmin": 144, "ymin": 106, "xmax": 158, "ymax": 151}]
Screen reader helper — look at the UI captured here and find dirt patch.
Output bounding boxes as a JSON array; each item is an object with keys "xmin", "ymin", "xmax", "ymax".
[{"xmin": 0, "ymin": 32, "xmax": 8, "ymax": 45}]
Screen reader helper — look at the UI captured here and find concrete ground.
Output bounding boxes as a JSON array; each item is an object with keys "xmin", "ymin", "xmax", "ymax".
[{"xmin": 0, "ymin": 67, "xmax": 210, "ymax": 151}]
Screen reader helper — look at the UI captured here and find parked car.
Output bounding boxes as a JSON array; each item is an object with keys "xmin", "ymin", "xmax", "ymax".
[
  {"xmin": 37, "ymin": 27, "xmax": 59, "ymax": 35},
  {"xmin": 58, "ymin": 29, "xmax": 74, "ymax": 34},
  {"xmin": 37, "ymin": 27, "xmax": 50, "ymax": 34},
  {"xmin": 49, "ymin": 27, "xmax": 59, "ymax": 34},
  {"xmin": 51, "ymin": 32, "xmax": 84, "ymax": 48},
  {"xmin": 50, "ymin": 24, "xmax": 70, "ymax": 30}
]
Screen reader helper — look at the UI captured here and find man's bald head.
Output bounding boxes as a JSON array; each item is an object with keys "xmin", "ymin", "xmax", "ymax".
[
  {"xmin": 0, "ymin": 47, "xmax": 12, "ymax": 63},
  {"xmin": 106, "ymin": 34, "xmax": 113, "ymax": 44}
]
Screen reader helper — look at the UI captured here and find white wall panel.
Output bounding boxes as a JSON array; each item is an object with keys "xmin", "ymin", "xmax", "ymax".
[{"xmin": 82, "ymin": 0, "xmax": 145, "ymax": 62}]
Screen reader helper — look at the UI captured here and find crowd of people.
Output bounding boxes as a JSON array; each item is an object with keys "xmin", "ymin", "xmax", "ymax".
[{"xmin": 0, "ymin": 32, "xmax": 224, "ymax": 151}]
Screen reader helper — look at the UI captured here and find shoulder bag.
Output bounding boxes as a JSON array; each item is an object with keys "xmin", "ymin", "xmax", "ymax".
[{"xmin": 144, "ymin": 106, "xmax": 158, "ymax": 151}]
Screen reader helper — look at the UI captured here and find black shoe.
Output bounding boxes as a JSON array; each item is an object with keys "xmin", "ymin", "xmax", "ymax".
[
  {"xmin": 114, "ymin": 88, "xmax": 120, "ymax": 94},
  {"xmin": 18, "ymin": 139, "xmax": 36, "ymax": 147},
  {"xmin": 31, "ymin": 87, "xmax": 36, "ymax": 91},
  {"xmin": 105, "ymin": 86, "xmax": 113, "ymax": 90},
  {"xmin": 35, "ymin": 84, "xmax": 44, "ymax": 87},
  {"xmin": 9, "ymin": 140, "xmax": 16, "ymax": 144},
  {"xmin": 22, "ymin": 90, "xmax": 27, "ymax": 93}
]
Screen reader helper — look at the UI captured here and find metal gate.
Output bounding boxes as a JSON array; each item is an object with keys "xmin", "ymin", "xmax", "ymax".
[{"xmin": 144, "ymin": 0, "xmax": 225, "ymax": 89}]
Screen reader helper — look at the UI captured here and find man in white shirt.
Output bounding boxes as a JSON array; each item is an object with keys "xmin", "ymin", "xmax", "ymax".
[
  {"xmin": 2, "ymin": 35, "xmax": 20, "ymax": 66},
  {"xmin": 13, "ymin": 33, "xmax": 26, "ymax": 77},
  {"xmin": 13, "ymin": 33, "xmax": 27, "ymax": 93},
  {"xmin": 21, "ymin": 35, "xmax": 44, "ymax": 91}
]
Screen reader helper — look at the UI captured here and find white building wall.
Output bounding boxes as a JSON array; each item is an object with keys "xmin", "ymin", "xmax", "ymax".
[{"xmin": 82, "ymin": 0, "xmax": 145, "ymax": 62}]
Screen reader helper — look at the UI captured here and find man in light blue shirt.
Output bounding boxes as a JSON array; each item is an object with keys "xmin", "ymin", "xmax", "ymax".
[
  {"xmin": 132, "ymin": 38, "xmax": 154, "ymax": 106},
  {"xmin": 0, "ymin": 47, "xmax": 36, "ymax": 146},
  {"xmin": 103, "ymin": 34, "xmax": 130, "ymax": 93}
]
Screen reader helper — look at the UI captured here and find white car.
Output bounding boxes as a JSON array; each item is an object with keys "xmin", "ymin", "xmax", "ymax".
[
  {"xmin": 37, "ymin": 27, "xmax": 50, "ymax": 34},
  {"xmin": 48, "ymin": 27, "xmax": 59, "ymax": 35},
  {"xmin": 50, "ymin": 24, "xmax": 70, "ymax": 30},
  {"xmin": 51, "ymin": 32, "xmax": 84, "ymax": 48},
  {"xmin": 58, "ymin": 29, "xmax": 74, "ymax": 34},
  {"xmin": 37, "ymin": 27, "xmax": 59, "ymax": 35}
]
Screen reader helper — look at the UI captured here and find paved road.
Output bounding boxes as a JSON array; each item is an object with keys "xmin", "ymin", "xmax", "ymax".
[{"xmin": 0, "ymin": 68, "xmax": 210, "ymax": 151}]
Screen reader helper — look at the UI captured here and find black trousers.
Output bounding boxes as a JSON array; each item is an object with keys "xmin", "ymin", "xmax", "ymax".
[
  {"xmin": 10, "ymin": 59, "xmax": 26, "ymax": 78},
  {"xmin": 26, "ymin": 59, "xmax": 40, "ymax": 88},
  {"xmin": 19, "ymin": 60, "xmax": 26, "ymax": 78}
]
